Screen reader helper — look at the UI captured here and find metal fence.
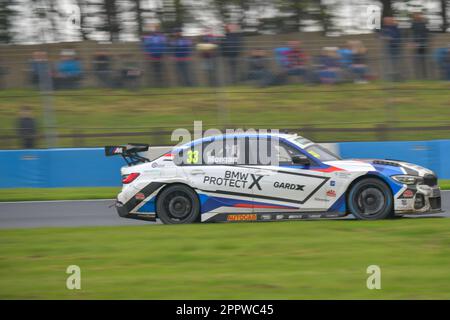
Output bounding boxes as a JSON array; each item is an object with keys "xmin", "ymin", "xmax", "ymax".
[{"xmin": 1, "ymin": 32, "xmax": 450, "ymax": 149}]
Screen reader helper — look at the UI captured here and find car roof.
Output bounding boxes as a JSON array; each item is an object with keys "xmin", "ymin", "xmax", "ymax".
[
  {"xmin": 170, "ymin": 133, "xmax": 297, "ymax": 151},
  {"xmin": 183, "ymin": 132, "xmax": 300, "ymax": 146}
]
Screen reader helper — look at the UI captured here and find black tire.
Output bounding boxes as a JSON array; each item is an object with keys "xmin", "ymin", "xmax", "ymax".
[
  {"xmin": 156, "ymin": 184, "xmax": 200, "ymax": 224},
  {"xmin": 347, "ymin": 178, "xmax": 394, "ymax": 220}
]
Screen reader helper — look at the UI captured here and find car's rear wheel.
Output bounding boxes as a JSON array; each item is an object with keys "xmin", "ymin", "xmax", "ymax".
[
  {"xmin": 156, "ymin": 184, "xmax": 200, "ymax": 224},
  {"xmin": 347, "ymin": 178, "xmax": 394, "ymax": 220}
]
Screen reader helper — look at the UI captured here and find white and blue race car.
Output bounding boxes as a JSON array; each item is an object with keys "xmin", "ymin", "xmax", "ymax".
[{"xmin": 106, "ymin": 133, "xmax": 442, "ymax": 224}]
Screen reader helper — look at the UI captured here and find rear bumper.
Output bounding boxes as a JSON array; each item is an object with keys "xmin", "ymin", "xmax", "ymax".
[{"xmin": 115, "ymin": 200, "xmax": 156, "ymax": 221}]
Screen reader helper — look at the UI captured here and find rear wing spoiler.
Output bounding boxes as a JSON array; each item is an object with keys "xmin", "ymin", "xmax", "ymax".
[{"xmin": 104, "ymin": 143, "xmax": 150, "ymax": 166}]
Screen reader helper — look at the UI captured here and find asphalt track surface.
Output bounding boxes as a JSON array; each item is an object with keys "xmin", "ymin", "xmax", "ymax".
[{"xmin": 1, "ymin": 191, "xmax": 449, "ymax": 229}]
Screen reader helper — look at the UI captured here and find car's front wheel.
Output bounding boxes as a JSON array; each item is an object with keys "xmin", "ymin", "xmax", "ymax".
[
  {"xmin": 156, "ymin": 184, "xmax": 200, "ymax": 224},
  {"xmin": 347, "ymin": 178, "xmax": 394, "ymax": 220}
]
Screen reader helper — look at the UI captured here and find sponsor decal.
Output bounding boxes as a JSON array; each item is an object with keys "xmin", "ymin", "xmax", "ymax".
[
  {"xmin": 207, "ymin": 156, "xmax": 238, "ymax": 164},
  {"xmin": 326, "ymin": 190, "xmax": 336, "ymax": 197},
  {"xmin": 260, "ymin": 214, "xmax": 272, "ymax": 220},
  {"xmin": 273, "ymin": 182, "xmax": 304, "ymax": 191},
  {"xmin": 135, "ymin": 192, "xmax": 146, "ymax": 200},
  {"xmin": 401, "ymin": 199, "xmax": 408, "ymax": 206},
  {"xmin": 276, "ymin": 214, "xmax": 284, "ymax": 220},
  {"xmin": 314, "ymin": 197, "xmax": 330, "ymax": 202},
  {"xmin": 334, "ymin": 172, "xmax": 351, "ymax": 179},
  {"xmin": 151, "ymin": 162, "xmax": 158, "ymax": 168},
  {"xmin": 113, "ymin": 147, "xmax": 124, "ymax": 154},
  {"xmin": 288, "ymin": 214, "xmax": 302, "ymax": 219},
  {"xmin": 227, "ymin": 214, "xmax": 257, "ymax": 222},
  {"xmin": 203, "ymin": 170, "xmax": 263, "ymax": 190},
  {"xmin": 401, "ymin": 189, "xmax": 415, "ymax": 198},
  {"xmin": 330, "ymin": 180, "xmax": 336, "ymax": 186},
  {"xmin": 309, "ymin": 214, "xmax": 322, "ymax": 218}
]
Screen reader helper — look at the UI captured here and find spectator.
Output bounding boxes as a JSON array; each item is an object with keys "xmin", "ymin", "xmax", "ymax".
[
  {"xmin": 54, "ymin": 50, "xmax": 82, "ymax": 90},
  {"xmin": 0, "ymin": 59, "xmax": 5, "ymax": 89},
  {"xmin": 245, "ymin": 49, "xmax": 272, "ymax": 85},
  {"xmin": 220, "ymin": 24, "xmax": 242, "ymax": 84},
  {"xmin": 317, "ymin": 47, "xmax": 341, "ymax": 84},
  {"xmin": 92, "ymin": 51, "xmax": 113, "ymax": 88},
  {"xmin": 284, "ymin": 41, "xmax": 309, "ymax": 83},
  {"xmin": 381, "ymin": 17, "xmax": 403, "ymax": 81},
  {"xmin": 265, "ymin": 46, "xmax": 291, "ymax": 86},
  {"xmin": 197, "ymin": 30, "xmax": 220, "ymax": 86},
  {"xmin": 410, "ymin": 12, "xmax": 430, "ymax": 79},
  {"xmin": 29, "ymin": 51, "xmax": 52, "ymax": 90},
  {"xmin": 434, "ymin": 46, "xmax": 450, "ymax": 81},
  {"xmin": 116, "ymin": 54, "xmax": 142, "ymax": 90},
  {"xmin": 16, "ymin": 106, "xmax": 37, "ymax": 149},
  {"xmin": 337, "ymin": 41, "xmax": 354, "ymax": 81},
  {"xmin": 142, "ymin": 23, "xmax": 167, "ymax": 87},
  {"xmin": 337, "ymin": 41, "xmax": 353, "ymax": 69},
  {"xmin": 349, "ymin": 40, "xmax": 369, "ymax": 83},
  {"xmin": 170, "ymin": 28, "xmax": 195, "ymax": 86},
  {"xmin": 444, "ymin": 48, "xmax": 450, "ymax": 81}
]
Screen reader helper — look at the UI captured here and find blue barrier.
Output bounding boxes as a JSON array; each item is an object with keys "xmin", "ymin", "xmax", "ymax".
[
  {"xmin": 339, "ymin": 139, "xmax": 450, "ymax": 179},
  {"xmin": 0, "ymin": 148, "xmax": 123, "ymax": 188},
  {"xmin": 0, "ymin": 139, "xmax": 449, "ymax": 188}
]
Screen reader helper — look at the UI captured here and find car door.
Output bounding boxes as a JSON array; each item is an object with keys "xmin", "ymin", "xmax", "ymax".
[
  {"xmin": 248, "ymin": 137, "xmax": 329, "ymax": 214},
  {"xmin": 179, "ymin": 137, "xmax": 257, "ymax": 220}
]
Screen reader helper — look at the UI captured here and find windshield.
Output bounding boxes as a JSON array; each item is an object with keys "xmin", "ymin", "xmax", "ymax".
[{"xmin": 304, "ymin": 144, "xmax": 341, "ymax": 162}]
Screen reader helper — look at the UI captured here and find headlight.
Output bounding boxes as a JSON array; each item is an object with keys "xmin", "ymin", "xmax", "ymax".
[{"xmin": 391, "ymin": 175, "xmax": 423, "ymax": 185}]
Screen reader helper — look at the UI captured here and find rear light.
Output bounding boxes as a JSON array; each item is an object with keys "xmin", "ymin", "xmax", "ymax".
[{"xmin": 122, "ymin": 172, "xmax": 140, "ymax": 184}]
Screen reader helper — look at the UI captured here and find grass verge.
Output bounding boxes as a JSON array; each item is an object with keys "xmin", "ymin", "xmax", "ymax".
[
  {"xmin": 0, "ymin": 187, "xmax": 120, "ymax": 202},
  {"xmin": 1, "ymin": 82, "xmax": 450, "ymax": 148},
  {"xmin": 0, "ymin": 181, "xmax": 448, "ymax": 202},
  {"xmin": 1, "ymin": 219, "xmax": 450, "ymax": 299}
]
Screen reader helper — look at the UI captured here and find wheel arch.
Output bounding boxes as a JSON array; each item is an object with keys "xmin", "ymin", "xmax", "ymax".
[
  {"xmin": 345, "ymin": 173, "xmax": 394, "ymax": 214},
  {"xmin": 154, "ymin": 182, "xmax": 201, "ymax": 221}
]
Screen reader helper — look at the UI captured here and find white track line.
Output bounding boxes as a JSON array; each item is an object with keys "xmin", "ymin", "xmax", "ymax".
[{"xmin": 0, "ymin": 198, "xmax": 115, "ymax": 204}]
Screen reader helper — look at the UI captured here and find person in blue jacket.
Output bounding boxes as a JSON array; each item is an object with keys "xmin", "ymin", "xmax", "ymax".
[
  {"xmin": 381, "ymin": 17, "xmax": 403, "ymax": 81},
  {"xmin": 54, "ymin": 50, "xmax": 82, "ymax": 89},
  {"xmin": 170, "ymin": 28, "xmax": 195, "ymax": 86},
  {"xmin": 142, "ymin": 23, "xmax": 167, "ymax": 87}
]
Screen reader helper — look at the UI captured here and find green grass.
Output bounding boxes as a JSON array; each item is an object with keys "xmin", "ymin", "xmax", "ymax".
[
  {"xmin": 0, "ymin": 187, "xmax": 120, "ymax": 202},
  {"xmin": 1, "ymin": 82, "xmax": 450, "ymax": 148},
  {"xmin": 441, "ymin": 180, "xmax": 450, "ymax": 191},
  {"xmin": 1, "ymin": 219, "xmax": 450, "ymax": 299},
  {"xmin": 0, "ymin": 181, "xmax": 448, "ymax": 202}
]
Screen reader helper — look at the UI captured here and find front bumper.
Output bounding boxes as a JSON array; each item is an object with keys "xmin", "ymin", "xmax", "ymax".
[{"xmin": 395, "ymin": 185, "xmax": 442, "ymax": 215}]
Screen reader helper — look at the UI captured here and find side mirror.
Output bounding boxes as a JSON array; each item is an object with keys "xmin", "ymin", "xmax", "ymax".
[{"xmin": 292, "ymin": 154, "xmax": 310, "ymax": 165}]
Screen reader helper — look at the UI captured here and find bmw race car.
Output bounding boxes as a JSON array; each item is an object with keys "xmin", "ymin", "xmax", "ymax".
[{"xmin": 105, "ymin": 133, "xmax": 442, "ymax": 224}]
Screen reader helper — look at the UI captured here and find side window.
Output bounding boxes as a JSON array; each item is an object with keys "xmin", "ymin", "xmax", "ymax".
[
  {"xmin": 175, "ymin": 138, "xmax": 246, "ymax": 166},
  {"xmin": 247, "ymin": 138, "xmax": 305, "ymax": 165},
  {"xmin": 203, "ymin": 138, "xmax": 245, "ymax": 165},
  {"xmin": 247, "ymin": 137, "xmax": 280, "ymax": 165}
]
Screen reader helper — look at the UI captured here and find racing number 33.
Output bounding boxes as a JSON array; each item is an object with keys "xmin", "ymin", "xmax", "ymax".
[{"xmin": 187, "ymin": 150, "xmax": 199, "ymax": 164}]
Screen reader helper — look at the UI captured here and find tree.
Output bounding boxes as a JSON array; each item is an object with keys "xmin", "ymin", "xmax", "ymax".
[
  {"xmin": 29, "ymin": 0, "xmax": 65, "ymax": 42},
  {"xmin": 75, "ymin": 0, "xmax": 89, "ymax": 40},
  {"xmin": 160, "ymin": 0, "xmax": 185, "ymax": 31},
  {"xmin": 134, "ymin": 0, "xmax": 145, "ymax": 37},
  {"xmin": 0, "ymin": 0, "xmax": 17, "ymax": 43},
  {"xmin": 441, "ymin": 0, "xmax": 448, "ymax": 32},
  {"xmin": 380, "ymin": 0, "xmax": 393, "ymax": 18},
  {"xmin": 89, "ymin": 0, "xmax": 122, "ymax": 42}
]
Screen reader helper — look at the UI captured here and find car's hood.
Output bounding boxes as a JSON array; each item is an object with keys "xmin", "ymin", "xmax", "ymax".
[{"xmin": 324, "ymin": 159, "xmax": 435, "ymax": 177}]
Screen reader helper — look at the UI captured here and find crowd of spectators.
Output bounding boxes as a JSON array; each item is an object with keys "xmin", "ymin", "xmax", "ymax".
[{"xmin": 25, "ymin": 15, "xmax": 450, "ymax": 90}]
